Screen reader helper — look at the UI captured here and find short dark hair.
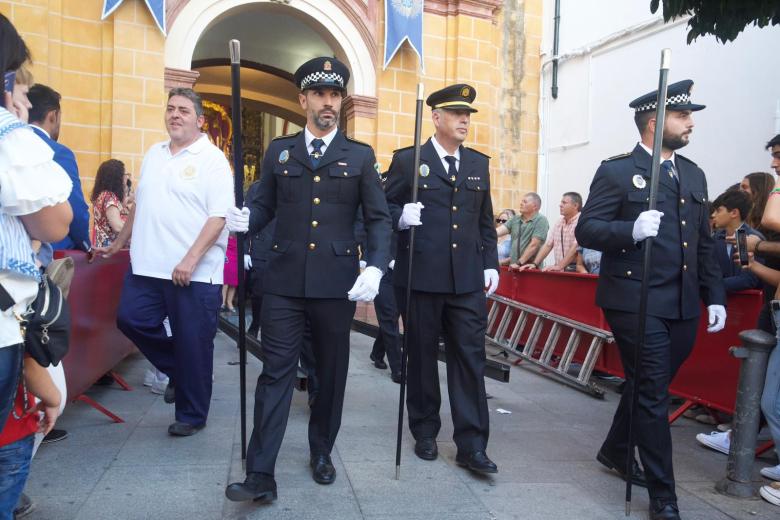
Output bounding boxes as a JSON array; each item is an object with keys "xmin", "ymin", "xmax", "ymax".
[
  {"xmin": 563, "ymin": 191, "xmax": 582, "ymax": 209},
  {"xmin": 712, "ymin": 190, "xmax": 751, "ymax": 222},
  {"xmin": 27, "ymin": 84, "xmax": 61, "ymax": 123},
  {"xmin": 767, "ymin": 134, "xmax": 780, "ymax": 150},
  {"xmin": 167, "ymin": 88, "xmax": 203, "ymax": 117},
  {"xmin": 634, "ymin": 111, "xmax": 654, "ymax": 134},
  {"xmin": 0, "ymin": 14, "xmax": 31, "ymax": 98}
]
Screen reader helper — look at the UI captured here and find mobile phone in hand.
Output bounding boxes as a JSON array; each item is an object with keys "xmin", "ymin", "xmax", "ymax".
[
  {"xmin": 736, "ymin": 228, "xmax": 749, "ymax": 266},
  {"xmin": 1, "ymin": 71, "xmax": 15, "ymax": 108}
]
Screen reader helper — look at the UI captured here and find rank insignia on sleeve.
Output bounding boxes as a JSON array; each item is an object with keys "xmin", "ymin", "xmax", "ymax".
[
  {"xmin": 279, "ymin": 149, "xmax": 289, "ymax": 164},
  {"xmin": 419, "ymin": 164, "xmax": 430, "ymax": 177},
  {"xmin": 632, "ymin": 174, "xmax": 647, "ymax": 189}
]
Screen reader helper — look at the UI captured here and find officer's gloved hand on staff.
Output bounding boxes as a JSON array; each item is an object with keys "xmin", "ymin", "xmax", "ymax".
[
  {"xmin": 347, "ymin": 266, "xmax": 383, "ymax": 302},
  {"xmin": 706, "ymin": 304, "xmax": 727, "ymax": 333},
  {"xmin": 359, "ymin": 260, "xmax": 367, "ymax": 269},
  {"xmin": 398, "ymin": 202, "xmax": 424, "ymax": 230},
  {"xmin": 631, "ymin": 210, "xmax": 664, "ymax": 242},
  {"xmin": 484, "ymin": 269, "xmax": 499, "ymax": 296},
  {"xmin": 226, "ymin": 206, "xmax": 250, "ymax": 233},
  {"xmin": 244, "ymin": 255, "xmax": 252, "ymax": 271}
]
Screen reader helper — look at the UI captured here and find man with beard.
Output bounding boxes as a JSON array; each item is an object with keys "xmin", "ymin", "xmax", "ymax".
[
  {"xmin": 223, "ymin": 57, "xmax": 391, "ymax": 503},
  {"xmin": 575, "ymin": 79, "xmax": 726, "ymax": 520}
]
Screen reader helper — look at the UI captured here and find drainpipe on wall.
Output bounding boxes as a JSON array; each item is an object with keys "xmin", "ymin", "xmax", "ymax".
[{"xmin": 551, "ymin": 0, "xmax": 561, "ymax": 99}]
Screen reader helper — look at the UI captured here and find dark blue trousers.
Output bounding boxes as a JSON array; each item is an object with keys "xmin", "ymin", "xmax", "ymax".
[
  {"xmin": 117, "ymin": 270, "xmax": 221, "ymax": 426},
  {"xmin": 370, "ymin": 268, "xmax": 401, "ymax": 374}
]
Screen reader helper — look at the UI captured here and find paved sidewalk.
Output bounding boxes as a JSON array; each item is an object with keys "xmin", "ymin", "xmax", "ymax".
[{"xmin": 23, "ymin": 330, "xmax": 779, "ymax": 519}]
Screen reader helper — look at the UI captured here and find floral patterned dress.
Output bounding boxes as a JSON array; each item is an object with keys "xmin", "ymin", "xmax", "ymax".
[{"xmin": 92, "ymin": 191, "xmax": 126, "ymax": 248}]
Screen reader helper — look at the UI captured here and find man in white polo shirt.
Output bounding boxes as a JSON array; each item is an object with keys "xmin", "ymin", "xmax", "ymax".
[{"xmin": 97, "ymin": 88, "xmax": 233, "ymax": 436}]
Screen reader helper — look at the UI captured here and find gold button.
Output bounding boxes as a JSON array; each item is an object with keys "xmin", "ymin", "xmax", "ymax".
[
  {"xmin": 452, "ymin": 205, "xmax": 458, "ymax": 211},
  {"xmin": 308, "ymin": 243, "xmax": 316, "ymax": 250},
  {"xmin": 627, "ymin": 270, "xmax": 632, "ymax": 276},
  {"xmin": 343, "ymin": 171, "xmax": 348, "ymax": 176},
  {"xmin": 683, "ymin": 264, "xmax": 688, "ymax": 271},
  {"xmin": 312, "ymin": 221, "xmax": 318, "ymax": 228},
  {"xmin": 681, "ymin": 220, "xmax": 686, "ymax": 226},
  {"xmin": 313, "ymin": 197, "xmax": 321, "ymax": 205},
  {"xmin": 621, "ymin": 249, "xmax": 627, "ymax": 253},
  {"xmin": 314, "ymin": 175, "xmax": 321, "ymax": 182},
  {"xmin": 346, "ymin": 249, "xmax": 351, "ymax": 254},
  {"xmin": 683, "ymin": 241, "xmax": 688, "ymax": 248},
  {"xmin": 680, "ymin": 198, "xmax": 685, "ymax": 204},
  {"xmin": 452, "ymin": 243, "xmax": 458, "ymax": 248},
  {"xmin": 450, "ymin": 175, "xmax": 456, "ymax": 182},
  {"xmin": 283, "ymin": 170, "xmax": 288, "ymax": 175},
  {"xmin": 423, "ymin": 184, "xmax": 428, "ymax": 188},
  {"xmin": 273, "ymin": 244, "xmax": 278, "ymax": 250},
  {"xmin": 452, "ymin": 224, "xmax": 458, "ymax": 230},
  {"xmin": 454, "ymin": 187, "xmax": 459, "ymax": 192}
]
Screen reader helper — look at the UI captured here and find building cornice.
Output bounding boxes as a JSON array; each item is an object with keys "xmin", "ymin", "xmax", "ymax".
[
  {"xmin": 164, "ymin": 67, "xmax": 200, "ymax": 89},
  {"xmin": 424, "ymin": 0, "xmax": 503, "ymax": 21}
]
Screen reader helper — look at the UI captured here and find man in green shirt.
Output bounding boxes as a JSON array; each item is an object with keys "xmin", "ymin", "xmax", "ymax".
[{"xmin": 496, "ymin": 192, "xmax": 549, "ymax": 267}]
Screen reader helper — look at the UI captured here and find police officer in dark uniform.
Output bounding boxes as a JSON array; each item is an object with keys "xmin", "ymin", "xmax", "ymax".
[
  {"xmin": 575, "ymin": 80, "xmax": 726, "ymax": 520},
  {"xmin": 224, "ymin": 57, "xmax": 392, "ymax": 503},
  {"xmin": 385, "ymin": 84, "xmax": 500, "ymax": 475}
]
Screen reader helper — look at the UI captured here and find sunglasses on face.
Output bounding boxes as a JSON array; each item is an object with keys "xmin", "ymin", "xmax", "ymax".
[{"xmin": 495, "ymin": 218, "xmax": 507, "ymax": 224}]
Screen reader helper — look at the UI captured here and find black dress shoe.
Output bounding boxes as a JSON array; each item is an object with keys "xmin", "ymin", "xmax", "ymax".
[
  {"xmin": 370, "ymin": 354, "xmax": 388, "ymax": 370},
  {"xmin": 596, "ymin": 449, "xmax": 647, "ymax": 487},
  {"xmin": 225, "ymin": 472, "xmax": 277, "ymax": 503},
  {"xmin": 455, "ymin": 450, "xmax": 498, "ymax": 474},
  {"xmin": 649, "ymin": 499, "xmax": 680, "ymax": 520},
  {"xmin": 414, "ymin": 437, "xmax": 438, "ymax": 460},
  {"xmin": 168, "ymin": 421, "xmax": 205, "ymax": 436},
  {"xmin": 163, "ymin": 382, "xmax": 175, "ymax": 404},
  {"xmin": 310, "ymin": 454, "xmax": 336, "ymax": 484},
  {"xmin": 391, "ymin": 372, "xmax": 402, "ymax": 384}
]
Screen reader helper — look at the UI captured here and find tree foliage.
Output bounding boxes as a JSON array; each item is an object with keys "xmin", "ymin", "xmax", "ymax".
[{"xmin": 650, "ymin": 0, "xmax": 780, "ymax": 43}]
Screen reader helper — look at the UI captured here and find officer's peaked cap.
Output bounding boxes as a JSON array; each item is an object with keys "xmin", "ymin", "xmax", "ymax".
[
  {"xmin": 294, "ymin": 57, "xmax": 350, "ymax": 92},
  {"xmin": 426, "ymin": 83, "xmax": 478, "ymax": 113},
  {"xmin": 629, "ymin": 79, "xmax": 705, "ymax": 113}
]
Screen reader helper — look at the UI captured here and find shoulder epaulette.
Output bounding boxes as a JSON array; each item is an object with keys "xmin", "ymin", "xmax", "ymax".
[
  {"xmin": 676, "ymin": 154, "xmax": 698, "ymax": 167},
  {"xmin": 601, "ymin": 152, "xmax": 631, "ymax": 163},
  {"xmin": 272, "ymin": 131, "xmax": 301, "ymax": 141},
  {"xmin": 466, "ymin": 147, "xmax": 491, "ymax": 159},
  {"xmin": 345, "ymin": 135, "xmax": 370, "ymax": 147},
  {"xmin": 392, "ymin": 145, "xmax": 414, "ymax": 155}
]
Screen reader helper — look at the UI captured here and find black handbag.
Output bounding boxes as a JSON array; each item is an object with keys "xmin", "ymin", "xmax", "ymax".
[{"xmin": 20, "ymin": 274, "xmax": 71, "ymax": 367}]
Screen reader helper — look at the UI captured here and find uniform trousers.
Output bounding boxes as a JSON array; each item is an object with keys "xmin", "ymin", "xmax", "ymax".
[
  {"xmin": 395, "ymin": 288, "xmax": 490, "ymax": 453},
  {"xmin": 601, "ymin": 309, "xmax": 699, "ymax": 501},
  {"xmin": 370, "ymin": 268, "xmax": 401, "ymax": 374},
  {"xmin": 117, "ymin": 269, "xmax": 221, "ymax": 426},
  {"xmin": 246, "ymin": 294, "xmax": 355, "ymax": 475}
]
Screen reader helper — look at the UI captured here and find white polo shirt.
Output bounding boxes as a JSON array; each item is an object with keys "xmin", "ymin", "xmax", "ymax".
[{"xmin": 131, "ymin": 134, "xmax": 233, "ymax": 284}]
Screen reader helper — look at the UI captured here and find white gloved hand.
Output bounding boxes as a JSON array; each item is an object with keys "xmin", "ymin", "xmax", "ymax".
[
  {"xmin": 707, "ymin": 304, "xmax": 727, "ymax": 333},
  {"xmin": 359, "ymin": 260, "xmax": 367, "ymax": 269},
  {"xmin": 631, "ymin": 210, "xmax": 664, "ymax": 242},
  {"xmin": 226, "ymin": 206, "xmax": 250, "ymax": 233},
  {"xmin": 388, "ymin": 259, "xmax": 395, "ymax": 270},
  {"xmin": 484, "ymin": 269, "xmax": 499, "ymax": 296},
  {"xmin": 244, "ymin": 255, "xmax": 252, "ymax": 271},
  {"xmin": 347, "ymin": 266, "xmax": 383, "ymax": 302},
  {"xmin": 398, "ymin": 202, "xmax": 424, "ymax": 230}
]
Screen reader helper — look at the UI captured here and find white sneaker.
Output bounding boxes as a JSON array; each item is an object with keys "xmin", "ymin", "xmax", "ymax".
[
  {"xmin": 143, "ymin": 369, "xmax": 156, "ymax": 387},
  {"xmin": 761, "ymin": 464, "xmax": 780, "ymax": 481},
  {"xmin": 760, "ymin": 482, "xmax": 780, "ymax": 506},
  {"xmin": 695, "ymin": 430, "xmax": 730, "ymax": 455}
]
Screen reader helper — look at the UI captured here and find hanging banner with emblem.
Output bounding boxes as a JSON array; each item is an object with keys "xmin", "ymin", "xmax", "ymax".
[
  {"xmin": 102, "ymin": 0, "xmax": 167, "ymax": 36},
  {"xmin": 383, "ymin": 0, "xmax": 424, "ymax": 72}
]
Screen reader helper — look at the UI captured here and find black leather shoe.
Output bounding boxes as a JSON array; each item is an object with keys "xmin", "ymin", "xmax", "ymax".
[
  {"xmin": 370, "ymin": 354, "xmax": 388, "ymax": 370},
  {"xmin": 649, "ymin": 499, "xmax": 680, "ymax": 520},
  {"xmin": 225, "ymin": 472, "xmax": 277, "ymax": 503},
  {"xmin": 391, "ymin": 372, "xmax": 402, "ymax": 384},
  {"xmin": 414, "ymin": 437, "xmax": 438, "ymax": 460},
  {"xmin": 163, "ymin": 382, "xmax": 175, "ymax": 404},
  {"xmin": 596, "ymin": 449, "xmax": 647, "ymax": 488},
  {"xmin": 310, "ymin": 454, "xmax": 336, "ymax": 484},
  {"xmin": 168, "ymin": 421, "xmax": 205, "ymax": 436},
  {"xmin": 455, "ymin": 450, "xmax": 498, "ymax": 474}
]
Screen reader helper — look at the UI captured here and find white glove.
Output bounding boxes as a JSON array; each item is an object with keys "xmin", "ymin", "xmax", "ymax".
[
  {"xmin": 707, "ymin": 304, "xmax": 727, "ymax": 333},
  {"xmin": 398, "ymin": 202, "xmax": 424, "ymax": 230},
  {"xmin": 388, "ymin": 259, "xmax": 395, "ymax": 270},
  {"xmin": 347, "ymin": 266, "xmax": 383, "ymax": 302},
  {"xmin": 359, "ymin": 260, "xmax": 367, "ymax": 269},
  {"xmin": 226, "ymin": 206, "xmax": 250, "ymax": 233},
  {"xmin": 484, "ymin": 269, "xmax": 499, "ymax": 296},
  {"xmin": 244, "ymin": 255, "xmax": 252, "ymax": 271},
  {"xmin": 631, "ymin": 210, "xmax": 664, "ymax": 242}
]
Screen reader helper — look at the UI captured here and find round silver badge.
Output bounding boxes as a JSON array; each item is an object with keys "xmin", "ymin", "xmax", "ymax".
[
  {"xmin": 632, "ymin": 174, "xmax": 647, "ymax": 189},
  {"xmin": 419, "ymin": 164, "xmax": 430, "ymax": 177},
  {"xmin": 279, "ymin": 149, "xmax": 289, "ymax": 164}
]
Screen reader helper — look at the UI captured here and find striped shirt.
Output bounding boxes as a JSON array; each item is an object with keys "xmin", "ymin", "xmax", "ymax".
[{"xmin": 545, "ymin": 212, "xmax": 580, "ymax": 265}]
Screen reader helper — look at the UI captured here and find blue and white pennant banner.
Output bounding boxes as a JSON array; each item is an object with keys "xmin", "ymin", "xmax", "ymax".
[
  {"xmin": 384, "ymin": 0, "xmax": 424, "ymax": 71},
  {"xmin": 102, "ymin": 0, "xmax": 167, "ymax": 36}
]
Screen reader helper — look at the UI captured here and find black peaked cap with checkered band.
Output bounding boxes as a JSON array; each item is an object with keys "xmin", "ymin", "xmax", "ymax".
[
  {"xmin": 629, "ymin": 79, "xmax": 705, "ymax": 113},
  {"xmin": 293, "ymin": 57, "xmax": 350, "ymax": 93}
]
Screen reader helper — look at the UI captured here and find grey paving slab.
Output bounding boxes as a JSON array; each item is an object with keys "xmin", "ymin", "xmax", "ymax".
[
  {"xmin": 19, "ymin": 495, "xmax": 86, "ymax": 520},
  {"xmin": 475, "ymin": 482, "xmax": 613, "ymax": 520}
]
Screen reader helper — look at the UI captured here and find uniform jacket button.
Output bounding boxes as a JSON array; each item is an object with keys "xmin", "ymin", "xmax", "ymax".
[
  {"xmin": 312, "ymin": 221, "xmax": 318, "ymax": 228},
  {"xmin": 313, "ymin": 197, "xmax": 321, "ymax": 205},
  {"xmin": 626, "ymin": 270, "xmax": 632, "ymax": 276},
  {"xmin": 452, "ymin": 243, "xmax": 458, "ymax": 248},
  {"xmin": 314, "ymin": 175, "xmax": 321, "ymax": 182},
  {"xmin": 308, "ymin": 243, "xmax": 316, "ymax": 251}
]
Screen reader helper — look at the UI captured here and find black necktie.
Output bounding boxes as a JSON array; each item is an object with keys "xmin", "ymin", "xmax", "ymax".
[
  {"xmin": 661, "ymin": 159, "xmax": 677, "ymax": 183},
  {"xmin": 310, "ymin": 138, "xmax": 325, "ymax": 168},
  {"xmin": 444, "ymin": 155, "xmax": 457, "ymax": 183}
]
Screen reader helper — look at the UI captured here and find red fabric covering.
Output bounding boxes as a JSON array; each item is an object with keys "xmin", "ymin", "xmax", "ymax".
[{"xmin": 0, "ymin": 383, "xmax": 37, "ymax": 447}]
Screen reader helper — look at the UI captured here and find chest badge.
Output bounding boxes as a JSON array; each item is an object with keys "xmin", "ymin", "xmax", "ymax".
[
  {"xmin": 374, "ymin": 162, "xmax": 381, "ymax": 176},
  {"xmin": 419, "ymin": 164, "xmax": 430, "ymax": 177},
  {"xmin": 181, "ymin": 165, "xmax": 197, "ymax": 179},
  {"xmin": 279, "ymin": 150, "xmax": 289, "ymax": 164},
  {"xmin": 632, "ymin": 175, "xmax": 647, "ymax": 189}
]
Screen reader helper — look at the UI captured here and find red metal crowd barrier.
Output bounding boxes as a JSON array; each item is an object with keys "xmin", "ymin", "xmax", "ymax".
[{"xmin": 54, "ymin": 249, "xmax": 134, "ymax": 422}]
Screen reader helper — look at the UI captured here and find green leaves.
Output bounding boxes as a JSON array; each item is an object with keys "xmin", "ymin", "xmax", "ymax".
[{"xmin": 650, "ymin": 0, "xmax": 780, "ymax": 43}]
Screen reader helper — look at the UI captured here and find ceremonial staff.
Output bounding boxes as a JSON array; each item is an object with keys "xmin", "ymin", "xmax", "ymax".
[
  {"xmin": 229, "ymin": 39, "xmax": 248, "ymax": 464},
  {"xmin": 625, "ymin": 48, "xmax": 671, "ymax": 515},
  {"xmin": 395, "ymin": 82, "xmax": 424, "ymax": 480}
]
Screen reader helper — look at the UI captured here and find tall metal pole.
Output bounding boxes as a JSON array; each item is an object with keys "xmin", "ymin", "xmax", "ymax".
[
  {"xmin": 625, "ymin": 48, "xmax": 671, "ymax": 516},
  {"xmin": 229, "ymin": 39, "xmax": 248, "ymax": 465},
  {"xmin": 395, "ymin": 82, "xmax": 425, "ymax": 480}
]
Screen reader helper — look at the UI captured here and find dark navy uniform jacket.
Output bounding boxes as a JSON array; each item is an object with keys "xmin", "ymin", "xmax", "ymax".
[
  {"xmin": 247, "ymin": 130, "xmax": 392, "ymax": 299},
  {"xmin": 575, "ymin": 144, "xmax": 725, "ymax": 320},
  {"xmin": 385, "ymin": 138, "xmax": 498, "ymax": 294}
]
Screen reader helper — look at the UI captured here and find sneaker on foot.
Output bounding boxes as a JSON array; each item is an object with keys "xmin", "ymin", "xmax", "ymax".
[
  {"xmin": 695, "ymin": 430, "xmax": 730, "ymax": 455},
  {"xmin": 761, "ymin": 464, "xmax": 780, "ymax": 482},
  {"xmin": 41, "ymin": 429, "xmax": 68, "ymax": 444},
  {"xmin": 150, "ymin": 378, "xmax": 169, "ymax": 395},
  {"xmin": 143, "ymin": 369, "xmax": 156, "ymax": 387},
  {"xmin": 13, "ymin": 492, "xmax": 34, "ymax": 518},
  {"xmin": 695, "ymin": 413, "xmax": 717, "ymax": 425},
  {"xmin": 760, "ymin": 482, "xmax": 780, "ymax": 506}
]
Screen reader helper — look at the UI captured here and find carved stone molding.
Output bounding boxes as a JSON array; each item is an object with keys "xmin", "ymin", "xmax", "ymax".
[
  {"xmin": 164, "ymin": 67, "xmax": 200, "ymax": 89},
  {"xmin": 424, "ymin": 0, "xmax": 503, "ymax": 21},
  {"xmin": 343, "ymin": 95, "xmax": 378, "ymax": 120}
]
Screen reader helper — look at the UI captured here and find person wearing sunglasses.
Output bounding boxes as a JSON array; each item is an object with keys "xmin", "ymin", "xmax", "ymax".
[{"xmin": 495, "ymin": 209, "xmax": 515, "ymax": 265}]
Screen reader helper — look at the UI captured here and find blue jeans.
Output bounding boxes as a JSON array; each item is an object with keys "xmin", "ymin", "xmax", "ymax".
[
  {"xmin": 764, "ymin": 308, "xmax": 780, "ymax": 459},
  {"xmin": 0, "ymin": 434, "xmax": 33, "ymax": 520},
  {"xmin": 0, "ymin": 344, "xmax": 23, "ymax": 433}
]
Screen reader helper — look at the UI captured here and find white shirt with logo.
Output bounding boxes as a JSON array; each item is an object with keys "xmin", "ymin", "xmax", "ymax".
[{"xmin": 131, "ymin": 134, "xmax": 234, "ymax": 284}]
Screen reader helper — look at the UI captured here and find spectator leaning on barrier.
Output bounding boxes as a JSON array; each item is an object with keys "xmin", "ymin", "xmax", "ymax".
[
  {"xmin": 740, "ymin": 171, "xmax": 776, "ymax": 231},
  {"xmin": 91, "ymin": 159, "xmax": 129, "ymax": 248},
  {"xmin": 96, "ymin": 88, "xmax": 234, "ymax": 438},
  {"xmin": 711, "ymin": 189, "xmax": 764, "ymax": 292},
  {"xmin": 495, "ymin": 208, "xmax": 516, "ymax": 265},
  {"xmin": 576, "ymin": 246, "xmax": 602, "ymax": 275},
  {"xmin": 518, "ymin": 192, "xmax": 581, "ymax": 272},
  {"xmin": 496, "ymin": 192, "xmax": 549, "ymax": 268}
]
